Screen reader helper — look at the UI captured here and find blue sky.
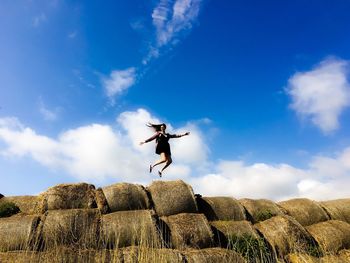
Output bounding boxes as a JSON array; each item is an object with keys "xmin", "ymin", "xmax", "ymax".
[{"xmin": 1, "ymin": 0, "xmax": 350, "ymax": 200}]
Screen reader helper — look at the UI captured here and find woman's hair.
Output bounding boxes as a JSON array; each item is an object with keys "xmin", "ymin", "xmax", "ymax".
[{"xmin": 146, "ymin": 122, "xmax": 166, "ymax": 131}]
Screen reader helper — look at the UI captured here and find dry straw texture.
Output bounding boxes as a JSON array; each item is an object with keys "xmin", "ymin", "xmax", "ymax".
[
  {"xmin": 161, "ymin": 213, "xmax": 214, "ymax": 250},
  {"xmin": 0, "ymin": 196, "xmax": 45, "ymax": 215},
  {"xmin": 320, "ymin": 199, "xmax": 350, "ymax": 224},
  {"xmin": 239, "ymin": 198, "xmax": 285, "ymax": 223},
  {"xmin": 285, "ymin": 253, "xmax": 319, "ymax": 263},
  {"xmin": 95, "ymin": 187, "xmax": 110, "ymax": 214},
  {"xmin": 147, "ymin": 180, "xmax": 198, "ymax": 217},
  {"xmin": 306, "ymin": 220, "xmax": 350, "ymax": 254},
  {"xmin": 0, "ymin": 214, "xmax": 40, "ymax": 252},
  {"xmin": 101, "ymin": 210, "xmax": 160, "ymax": 249},
  {"xmin": 102, "ymin": 183, "xmax": 150, "ymax": 212},
  {"xmin": 278, "ymin": 198, "xmax": 329, "ymax": 227},
  {"xmin": 255, "ymin": 215, "xmax": 319, "ymax": 260},
  {"xmin": 196, "ymin": 196, "xmax": 246, "ymax": 221},
  {"xmin": 183, "ymin": 247, "xmax": 247, "ymax": 263},
  {"xmin": 42, "ymin": 208, "xmax": 101, "ymax": 250},
  {"xmin": 41, "ymin": 183, "xmax": 97, "ymax": 210}
]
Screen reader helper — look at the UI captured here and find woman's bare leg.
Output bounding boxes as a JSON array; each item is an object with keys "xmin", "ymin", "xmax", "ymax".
[
  {"xmin": 151, "ymin": 153, "xmax": 167, "ymax": 171},
  {"xmin": 160, "ymin": 155, "xmax": 172, "ymax": 173}
]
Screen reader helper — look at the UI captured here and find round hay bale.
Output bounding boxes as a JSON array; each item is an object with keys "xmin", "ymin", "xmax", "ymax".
[
  {"xmin": 122, "ymin": 246, "xmax": 183, "ymax": 263},
  {"xmin": 339, "ymin": 249, "xmax": 350, "ymax": 262},
  {"xmin": 278, "ymin": 198, "xmax": 329, "ymax": 226},
  {"xmin": 210, "ymin": 220, "xmax": 272, "ymax": 262},
  {"xmin": 40, "ymin": 183, "xmax": 97, "ymax": 210},
  {"xmin": 320, "ymin": 254, "xmax": 346, "ymax": 263},
  {"xmin": 196, "ymin": 196, "xmax": 246, "ymax": 221},
  {"xmin": 0, "ymin": 196, "xmax": 45, "ymax": 215},
  {"xmin": 320, "ymin": 199, "xmax": 350, "ymax": 224},
  {"xmin": 183, "ymin": 248, "xmax": 246, "ymax": 263},
  {"xmin": 101, "ymin": 210, "xmax": 160, "ymax": 248},
  {"xmin": 95, "ymin": 188, "xmax": 110, "ymax": 214},
  {"xmin": 306, "ymin": 220, "xmax": 350, "ymax": 254},
  {"xmin": 285, "ymin": 253, "xmax": 319, "ymax": 263},
  {"xmin": 147, "ymin": 180, "xmax": 198, "ymax": 217},
  {"xmin": 41, "ymin": 209, "xmax": 100, "ymax": 249},
  {"xmin": 102, "ymin": 183, "xmax": 149, "ymax": 212},
  {"xmin": 161, "ymin": 213, "xmax": 213, "ymax": 249},
  {"xmin": 255, "ymin": 215, "xmax": 320, "ymax": 260},
  {"xmin": 239, "ymin": 198, "xmax": 285, "ymax": 223},
  {"xmin": 0, "ymin": 214, "xmax": 40, "ymax": 252}
]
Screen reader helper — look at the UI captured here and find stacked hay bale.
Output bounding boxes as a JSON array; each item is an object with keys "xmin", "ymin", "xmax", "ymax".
[
  {"xmin": 278, "ymin": 198, "xmax": 330, "ymax": 226},
  {"xmin": 319, "ymin": 199, "xmax": 350, "ymax": 224}
]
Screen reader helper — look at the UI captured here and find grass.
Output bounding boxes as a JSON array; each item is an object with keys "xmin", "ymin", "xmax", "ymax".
[
  {"xmin": 0, "ymin": 202, "xmax": 20, "ymax": 218},
  {"xmin": 255, "ymin": 210, "xmax": 274, "ymax": 223}
]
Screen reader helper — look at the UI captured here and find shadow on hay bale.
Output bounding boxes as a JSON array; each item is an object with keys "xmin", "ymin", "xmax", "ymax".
[
  {"xmin": 0, "ymin": 214, "xmax": 41, "ymax": 252},
  {"xmin": 147, "ymin": 180, "xmax": 198, "ymax": 217},
  {"xmin": 306, "ymin": 220, "xmax": 350, "ymax": 254},
  {"xmin": 255, "ymin": 215, "xmax": 322, "ymax": 261},
  {"xmin": 161, "ymin": 213, "xmax": 214, "ymax": 250},
  {"xmin": 239, "ymin": 198, "xmax": 285, "ymax": 223},
  {"xmin": 319, "ymin": 199, "xmax": 350, "ymax": 224},
  {"xmin": 0, "ymin": 196, "xmax": 45, "ymax": 215},
  {"xmin": 40, "ymin": 183, "xmax": 97, "ymax": 211},
  {"xmin": 278, "ymin": 198, "xmax": 329, "ymax": 227},
  {"xmin": 102, "ymin": 183, "xmax": 150, "ymax": 212},
  {"xmin": 41, "ymin": 209, "xmax": 100, "ymax": 250},
  {"xmin": 183, "ymin": 248, "xmax": 246, "ymax": 263},
  {"xmin": 210, "ymin": 220, "xmax": 273, "ymax": 262},
  {"xmin": 101, "ymin": 210, "xmax": 160, "ymax": 249},
  {"xmin": 196, "ymin": 196, "xmax": 246, "ymax": 221}
]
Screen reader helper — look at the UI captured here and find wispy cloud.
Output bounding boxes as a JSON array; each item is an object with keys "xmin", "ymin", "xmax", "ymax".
[
  {"xmin": 144, "ymin": 0, "xmax": 202, "ymax": 64},
  {"xmin": 102, "ymin": 68, "xmax": 136, "ymax": 101},
  {"xmin": 68, "ymin": 31, "xmax": 77, "ymax": 39},
  {"xmin": 286, "ymin": 57, "xmax": 350, "ymax": 134},
  {"xmin": 38, "ymin": 98, "xmax": 60, "ymax": 122},
  {"xmin": 32, "ymin": 13, "xmax": 47, "ymax": 27}
]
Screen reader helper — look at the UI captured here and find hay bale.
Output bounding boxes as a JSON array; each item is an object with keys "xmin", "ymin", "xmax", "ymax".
[
  {"xmin": 239, "ymin": 198, "xmax": 285, "ymax": 223},
  {"xmin": 102, "ymin": 183, "xmax": 149, "ymax": 212},
  {"xmin": 41, "ymin": 209, "xmax": 100, "ymax": 249},
  {"xmin": 161, "ymin": 213, "xmax": 213, "ymax": 249},
  {"xmin": 183, "ymin": 248, "xmax": 246, "ymax": 263},
  {"xmin": 196, "ymin": 196, "xmax": 246, "ymax": 221},
  {"xmin": 95, "ymin": 188, "xmax": 110, "ymax": 214},
  {"xmin": 122, "ymin": 246, "xmax": 183, "ymax": 263},
  {"xmin": 0, "ymin": 194, "xmax": 3, "ymax": 199},
  {"xmin": 147, "ymin": 180, "xmax": 198, "ymax": 217},
  {"xmin": 0, "ymin": 196, "xmax": 45, "ymax": 215},
  {"xmin": 210, "ymin": 220, "xmax": 272, "ymax": 262},
  {"xmin": 320, "ymin": 199, "xmax": 350, "ymax": 224},
  {"xmin": 320, "ymin": 254, "xmax": 347, "ymax": 263},
  {"xmin": 255, "ymin": 215, "xmax": 319, "ymax": 260},
  {"xmin": 306, "ymin": 220, "xmax": 350, "ymax": 254},
  {"xmin": 278, "ymin": 198, "xmax": 329, "ymax": 226},
  {"xmin": 285, "ymin": 253, "xmax": 319, "ymax": 263},
  {"xmin": 0, "ymin": 251, "xmax": 42, "ymax": 263},
  {"xmin": 339, "ymin": 249, "xmax": 350, "ymax": 262},
  {"xmin": 0, "ymin": 214, "xmax": 40, "ymax": 252},
  {"xmin": 101, "ymin": 210, "xmax": 160, "ymax": 248},
  {"xmin": 40, "ymin": 183, "xmax": 97, "ymax": 210}
]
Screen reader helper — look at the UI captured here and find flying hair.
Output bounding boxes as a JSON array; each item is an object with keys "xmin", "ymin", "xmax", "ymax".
[{"xmin": 146, "ymin": 122, "xmax": 166, "ymax": 132}]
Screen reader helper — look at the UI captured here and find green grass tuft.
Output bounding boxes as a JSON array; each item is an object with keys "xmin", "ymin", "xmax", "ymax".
[{"xmin": 0, "ymin": 202, "xmax": 20, "ymax": 218}]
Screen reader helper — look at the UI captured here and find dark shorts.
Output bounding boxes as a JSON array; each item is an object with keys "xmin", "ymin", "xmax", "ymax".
[{"xmin": 156, "ymin": 142, "xmax": 171, "ymax": 156}]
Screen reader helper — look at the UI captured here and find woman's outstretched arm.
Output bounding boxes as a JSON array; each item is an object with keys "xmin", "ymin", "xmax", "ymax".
[
  {"xmin": 169, "ymin": 132, "xmax": 190, "ymax": 138},
  {"xmin": 139, "ymin": 132, "xmax": 159, "ymax": 145}
]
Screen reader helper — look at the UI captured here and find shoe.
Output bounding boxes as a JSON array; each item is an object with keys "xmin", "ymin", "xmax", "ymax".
[
  {"xmin": 149, "ymin": 164, "xmax": 153, "ymax": 173},
  {"xmin": 158, "ymin": 171, "xmax": 162, "ymax": 177}
]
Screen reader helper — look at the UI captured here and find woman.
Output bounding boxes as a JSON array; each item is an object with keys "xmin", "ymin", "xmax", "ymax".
[{"xmin": 140, "ymin": 123, "xmax": 190, "ymax": 177}]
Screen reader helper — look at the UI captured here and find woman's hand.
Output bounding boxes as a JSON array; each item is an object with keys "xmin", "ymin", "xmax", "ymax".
[
  {"xmin": 139, "ymin": 141, "xmax": 145, "ymax": 145},
  {"xmin": 184, "ymin": 132, "xmax": 190, "ymax": 136}
]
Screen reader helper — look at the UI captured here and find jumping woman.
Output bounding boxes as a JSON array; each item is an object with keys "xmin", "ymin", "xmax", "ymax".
[{"xmin": 139, "ymin": 123, "xmax": 190, "ymax": 177}]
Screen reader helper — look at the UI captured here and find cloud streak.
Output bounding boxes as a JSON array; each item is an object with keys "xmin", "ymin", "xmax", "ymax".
[
  {"xmin": 103, "ymin": 68, "xmax": 136, "ymax": 101},
  {"xmin": 286, "ymin": 58, "xmax": 350, "ymax": 134}
]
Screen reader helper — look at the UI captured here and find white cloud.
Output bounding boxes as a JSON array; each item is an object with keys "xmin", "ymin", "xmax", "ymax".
[
  {"xmin": 2, "ymin": 109, "xmax": 350, "ymax": 201},
  {"xmin": 32, "ymin": 13, "xmax": 47, "ymax": 27},
  {"xmin": 68, "ymin": 31, "xmax": 77, "ymax": 39},
  {"xmin": 286, "ymin": 58, "xmax": 350, "ymax": 134},
  {"xmin": 102, "ymin": 68, "xmax": 136, "ymax": 99}
]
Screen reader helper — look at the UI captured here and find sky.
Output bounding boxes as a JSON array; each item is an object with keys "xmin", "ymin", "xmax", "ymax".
[{"xmin": 1, "ymin": 0, "xmax": 350, "ymax": 201}]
